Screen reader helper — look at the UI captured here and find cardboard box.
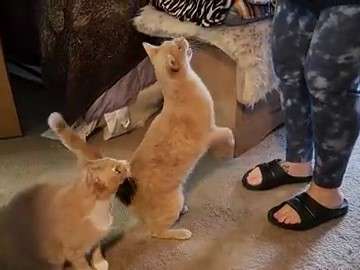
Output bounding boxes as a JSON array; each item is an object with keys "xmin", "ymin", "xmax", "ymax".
[{"xmin": 0, "ymin": 41, "xmax": 22, "ymax": 138}]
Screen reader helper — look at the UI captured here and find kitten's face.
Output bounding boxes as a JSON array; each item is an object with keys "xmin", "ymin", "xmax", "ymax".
[
  {"xmin": 143, "ymin": 37, "xmax": 193, "ymax": 76},
  {"xmin": 84, "ymin": 158, "xmax": 131, "ymax": 199}
]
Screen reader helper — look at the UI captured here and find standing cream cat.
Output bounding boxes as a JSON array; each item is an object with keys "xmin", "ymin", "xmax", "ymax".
[
  {"xmin": 118, "ymin": 37, "xmax": 234, "ymax": 240},
  {"xmin": 0, "ymin": 113, "xmax": 130, "ymax": 270}
]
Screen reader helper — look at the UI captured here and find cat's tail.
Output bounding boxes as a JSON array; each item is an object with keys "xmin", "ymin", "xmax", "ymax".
[{"xmin": 48, "ymin": 112, "xmax": 102, "ymax": 160}]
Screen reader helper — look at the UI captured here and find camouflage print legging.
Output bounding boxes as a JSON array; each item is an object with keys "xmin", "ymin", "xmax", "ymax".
[{"xmin": 272, "ymin": 0, "xmax": 360, "ymax": 188}]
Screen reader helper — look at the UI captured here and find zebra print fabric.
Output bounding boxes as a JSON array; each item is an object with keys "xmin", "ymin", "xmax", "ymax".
[{"xmin": 151, "ymin": 0, "xmax": 234, "ymax": 27}]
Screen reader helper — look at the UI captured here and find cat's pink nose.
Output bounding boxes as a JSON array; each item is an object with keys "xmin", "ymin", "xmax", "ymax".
[{"xmin": 175, "ymin": 37, "xmax": 188, "ymax": 48}]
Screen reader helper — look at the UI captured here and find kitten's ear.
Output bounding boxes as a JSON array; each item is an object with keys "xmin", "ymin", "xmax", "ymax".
[
  {"xmin": 167, "ymin": 54, "xmax": 180, "ymax": 72},
  {"xmin": 143, "ymin": 42, "xmax": 159, "ymax": 58}
]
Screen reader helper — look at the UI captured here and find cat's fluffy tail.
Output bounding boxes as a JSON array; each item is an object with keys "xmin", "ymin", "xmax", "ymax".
[{"xmin": 48, "ymin": 112, "xmax": 102, "ymax": 160}]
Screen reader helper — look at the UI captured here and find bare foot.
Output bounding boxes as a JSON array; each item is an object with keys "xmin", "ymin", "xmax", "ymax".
[
  {"xmin": 246, "ymin": 161, "xmax": 312, "ymax": 186},
  {"xmin": 273, "ymin": 183, "xmax": 344, "ymax": 225}
]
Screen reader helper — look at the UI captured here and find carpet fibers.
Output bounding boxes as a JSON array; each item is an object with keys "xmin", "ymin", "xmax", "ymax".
[{"xmin": 0, "ymin": 128, "xmax": 359, "ymax": 270}]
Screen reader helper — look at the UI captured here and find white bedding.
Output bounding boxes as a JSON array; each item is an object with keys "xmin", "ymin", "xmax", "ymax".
[{"xmin": 133, "ymin": 5, "xmax": 278, "ymax": 106}]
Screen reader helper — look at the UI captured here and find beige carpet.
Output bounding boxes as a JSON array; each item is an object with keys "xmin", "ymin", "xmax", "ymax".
[{"xmin": 1, "ymin": 125, "xmax": 359, "ymax": 270}]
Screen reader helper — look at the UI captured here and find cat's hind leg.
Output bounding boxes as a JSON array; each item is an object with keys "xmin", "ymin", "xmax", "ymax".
[
  {"xmin": 90, "ymin": 246, "xmax": 108, "ymax": 270},
  {"xmin": 208, "ymin": 127, "xmax": 235, "ymax": 159},
  {"xmin": 149, "ymin": 191, "xmax": 192, "ymax": 240}
]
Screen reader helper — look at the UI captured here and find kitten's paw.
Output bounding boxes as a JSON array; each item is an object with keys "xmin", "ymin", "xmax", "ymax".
[
  {"xmin": 48, "ymin": 112, "xmax": 67, "ymax": 131},
  {"xmin": 176, "ymin": 229, "xmax": 192, "ymax": 240},
  {"xmin": 151, "ymin": 228, "xmax": 192, "ymax": 240},
  {"xmin": 93, "ymin": 260, "xmax": 109, "ymax": 270}
]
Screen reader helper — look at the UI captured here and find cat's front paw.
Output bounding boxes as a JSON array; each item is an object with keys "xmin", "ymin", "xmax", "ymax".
[
  {"xmin": 151, "ymin": 228, "xmax": 192, "ymax": 240},
  {"xmin": 93, "ymin": 260, "xmax": 109, "ymax": 270},
  {"xmin": 173, "ymin": 229, "xmax": 192, "ymax": 240}
]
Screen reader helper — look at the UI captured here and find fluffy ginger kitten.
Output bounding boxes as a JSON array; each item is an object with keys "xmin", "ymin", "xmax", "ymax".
[
  {"xmin": 0, "ymin": 113, "xmax": 130, "ymax": 270},
  {"xmin": 117, "ymin": 37, "xmax": 234, "ymax": 241}
]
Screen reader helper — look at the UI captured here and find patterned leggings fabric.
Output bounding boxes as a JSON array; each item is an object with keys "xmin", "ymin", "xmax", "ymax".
[{"xmin": 272, "ymin": 0, "xmax": 360, "ymax": 188}]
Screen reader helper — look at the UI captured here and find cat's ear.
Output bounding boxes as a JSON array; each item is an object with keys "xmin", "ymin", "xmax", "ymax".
[
  {"xmin": 167, "ymin": 54, "xmax": 180, "ymax": 72},
  {"xmin": 143, "ymin": 42, "xmax": 159, "ymax": 58}
]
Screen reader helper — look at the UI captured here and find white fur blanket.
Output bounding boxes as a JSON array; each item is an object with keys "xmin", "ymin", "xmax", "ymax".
[{"xmin": 133, "ymin": 5, "xmax": 277, "ymax": 106}]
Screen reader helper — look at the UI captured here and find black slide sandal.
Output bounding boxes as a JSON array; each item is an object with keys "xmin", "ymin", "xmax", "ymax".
[
  {"xmin": 268, "ymin": 192, "xmax": 348, "ymax": 231},
  {"xmin": 242, "ymin": 159, "xmax": 312, "ymax": 191}
]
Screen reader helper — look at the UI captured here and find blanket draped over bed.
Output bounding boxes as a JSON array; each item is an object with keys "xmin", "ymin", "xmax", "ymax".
[
  {"xmin": 133, "ymin": 5, "xmax": 277, "ymax": 106},
  {"xmin": 43, "ymin": 1, "xmax": 278, "ymax": 141},
  {"xmin": 40, "ymin": 0, "xmax": 148, "ymax": 123}
]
